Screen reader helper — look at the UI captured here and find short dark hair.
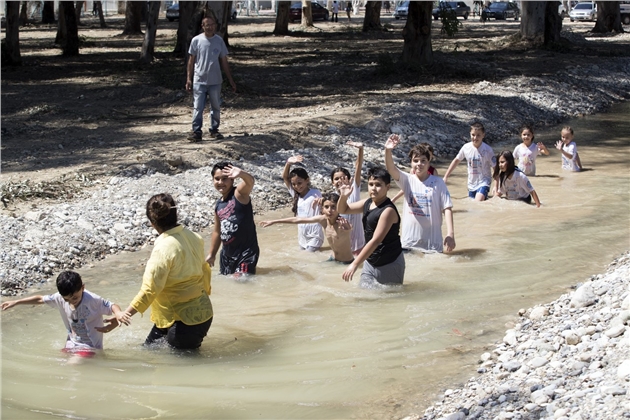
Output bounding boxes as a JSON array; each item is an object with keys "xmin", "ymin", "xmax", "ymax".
[
  {"xmin": 470, "ymin": 122, "xmax": 485, "ymax": 133},
  {"xmin": 56, "ymin": 271, "xmax": 83, "ymax": 296},
  {"xmin": 330, "ymin": 167, "xmax": 351, "ymax": 182},
  {"xmin": 321, "ymin": 192, "xmax": 340, "ymax": 205},
  {"xmin": 212, "ymin": 161, "xmax": 231, "ymax": 176},
  {"xmin": 367, "ymin": 167, "xmax": 390, "ymax": 184},
  {"xmin": 408, "ymin": 143, "xmax": 432, "ymax": 161}
]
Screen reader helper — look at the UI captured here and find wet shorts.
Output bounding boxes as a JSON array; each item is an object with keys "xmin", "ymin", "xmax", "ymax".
[
  {"xmin": 468, "ymin": 186, "xmax": 490, "ymax": 199},
  {"xmin": 360, "ymin": 252, "xmax": 405, "ymax": 286}
]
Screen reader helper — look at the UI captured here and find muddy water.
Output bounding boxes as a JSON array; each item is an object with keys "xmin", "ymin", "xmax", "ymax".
[{"xmin": 2, "ymin": 103, "xmax": 629, "ymax": 419}]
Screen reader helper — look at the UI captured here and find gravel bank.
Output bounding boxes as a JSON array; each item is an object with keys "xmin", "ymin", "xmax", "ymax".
[
  {"xmin": 410, "ymin": 252, "xmax": 630, "ymax": 420},
  {"xmin": 1, "ymin": 56, "xmax": 629, "ymax": 295}
]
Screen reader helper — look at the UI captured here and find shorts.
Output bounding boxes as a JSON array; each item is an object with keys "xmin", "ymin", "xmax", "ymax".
[
  {"xmin": 220, "ymin": 247, "xmax": 259, "ymax": 275},
  {"xmin": 468, "ymin": 186, "xmax": 490, "ymax": 199},
  {"xmin": 144, "ymin": 317, "xmax": 213, "ymax": 350},
  {"xmin": 518, "ymin": 195, "xmax": 532, "ymax": 204},
  {"xmin": 360, "ymin": 252, "xmax": 405, "ymax": 286}
]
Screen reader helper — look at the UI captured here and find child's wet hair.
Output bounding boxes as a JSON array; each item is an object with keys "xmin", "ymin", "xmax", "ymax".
[
  {"xmin": 321, "ymin": 192, "xmax": 340, "ymax": 205},
  {"xmin": 519, "ymin": 124, "xmax": 535, "ymax": 140},
  {"xmin": 329, "ymin": 167, "xmax": 351, "ymax": 182},
  {"xmin": 562, "ymin": 126, "xmax": 574, "ymax": 135},
  {"xmin": 408, "ymin": 143, "xmax": 432, "ymax": 161},
  {"xmin": 56, "ymin": 271, "xmax": 83, "ymax": 296},
  {"xmin": 493, "ymin": 150, "xmax": 516, "ymax": 190},
  {"xmin": 367, "ymin": 167, "xmax": 391, "ymax": 184},
  {"xmin": 212, "ymin": 161, "xmax": 232, "ymax": 175},
  {"xmin": 146, "ymin": 193, "xmax": 178, "ymax": 231},
  {"xmin": 470, "ymin": 122, "xmax": 485, "ymax": 133}
]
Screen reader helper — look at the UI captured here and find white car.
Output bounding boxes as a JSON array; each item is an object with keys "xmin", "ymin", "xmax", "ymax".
[{"xmin": 569, "ymin": 2, "xmax": 597, "ymax": 22}]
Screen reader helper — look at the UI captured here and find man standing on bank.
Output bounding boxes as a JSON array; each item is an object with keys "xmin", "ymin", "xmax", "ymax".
[{"xmin": 186, "ymin": 15, "xmax": 237, "ymax": 142}]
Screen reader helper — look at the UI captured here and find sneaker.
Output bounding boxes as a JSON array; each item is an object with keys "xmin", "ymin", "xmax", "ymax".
[
  {"xmin": 209, "ymin": 130, "xmax": 224, "ymax": 140},
  {"xmin": 187, "ymin": 132, "xmax": 202, "ymax": 142}
]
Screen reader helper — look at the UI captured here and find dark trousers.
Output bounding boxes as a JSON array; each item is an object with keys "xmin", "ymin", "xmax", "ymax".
[{"xmin": 144, "ymin": 317, "xmax": 213, "ymax": 350}]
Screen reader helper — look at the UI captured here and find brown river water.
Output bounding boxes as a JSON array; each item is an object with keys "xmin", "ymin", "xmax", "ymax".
[{"xmin": 1, "ymin": 102, "xmax": 629, "ymax": 419}]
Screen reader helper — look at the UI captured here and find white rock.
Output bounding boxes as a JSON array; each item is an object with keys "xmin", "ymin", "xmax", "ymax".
[
  {"xmin": 570, "ymin": 283, "xmax": 597, "ymax": 308},
  {"xmin": 530, "ymin": 306, "xmax": 549, "ymax": 320},
  {"xmin": 617, "ymin": 360, "xmax": 630, "ymax": 379}
]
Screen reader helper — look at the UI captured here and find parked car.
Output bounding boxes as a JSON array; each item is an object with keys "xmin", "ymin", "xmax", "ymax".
[
  {"xmin": 482, "ymin": 2, "xmax": 520, "ymax": 20},
  {"xmin": 166, "ymin": 3, "xmax": 179, "ymax": 22},
  {"xmin": 393, "ymin": 1, "xmax": 409, "ymax": 19},
  {"xmin": 569, "ymin": 2, "xmax": 597, "ymax": 22},
  {"xmin": 432, "ymin": 1, "xmax": 471, "ymax": 20},
  {"xmin": 289, "ymin": 2, "xmax": 329, "ymax": 23},
  {"xmin": 559, "ymin": 3, "xmax": 568, "ymax": 19}
]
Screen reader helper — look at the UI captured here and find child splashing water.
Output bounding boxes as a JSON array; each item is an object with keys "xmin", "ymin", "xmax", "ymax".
[
  {"xmin": 282, "ymin": 155, "xmax": 325, "ymax": 252},
  {"xmin": 513, "ymin": 125, "xmax": 549, "ymax": 176},
  {"xmin": 260, "ymin": 193, "xmax": 354, "ymax": 264},
  {"xmin": 492, "ymin": 151, "xmax": 541, "ymax": 207}
]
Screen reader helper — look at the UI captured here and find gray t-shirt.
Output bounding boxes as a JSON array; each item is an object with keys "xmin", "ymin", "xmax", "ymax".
[{"xmin": 188, "ymin": 33, "xmax": 229, "ymax": 86}]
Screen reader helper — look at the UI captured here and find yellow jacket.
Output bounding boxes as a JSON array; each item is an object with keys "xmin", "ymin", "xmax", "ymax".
[{"xmin": 131, "ymin": 225, "xmax": 213, "ymax": 328}]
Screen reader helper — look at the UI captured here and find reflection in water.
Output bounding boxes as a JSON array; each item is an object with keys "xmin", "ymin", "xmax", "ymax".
[{"xmin": 2, "ymin": 103, "xmax": 629, "ymax": 419}]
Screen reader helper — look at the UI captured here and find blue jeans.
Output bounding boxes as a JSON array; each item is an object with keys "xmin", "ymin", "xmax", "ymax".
[{"xmin": 192, "ymin": 83, "xmax": 221, "ymax": 134}]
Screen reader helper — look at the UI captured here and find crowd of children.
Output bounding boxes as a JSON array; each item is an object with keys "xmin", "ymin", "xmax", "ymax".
[{"xmin": 2, "ymin": 124, "xmax": 582, "ymax": 353}]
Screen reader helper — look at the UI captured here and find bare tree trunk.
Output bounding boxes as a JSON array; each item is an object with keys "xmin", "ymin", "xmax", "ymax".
[
  {"xmin": 544, "ymin": 1, "xmax": 562, "ymax": 44},
  {"xmin": 75, "ymin": 1, "xmax": 83, "ymax": 26},
  {"xmin": 55, "ymin": 2, "xmax": 67, "ymax": 44},
  {"xmin": 520, "ymin": 1, "xmax": 546, "ymax": 44},
  {"xmin": 19, "ymin": 1, "xmax": 28, "ymax": 24},
  {"xmin": 593, "ymin": 1, "xmax": 624, "ymax": 33},
  {"xmin": 274, "ymin": 1, "xmax": 291, "ymax": 34},
  {"xmin": 139, "ymin": 1, "xmax": 161, "ymax": 63},
  {"xmin": 61, "ymin": 1, "xmax": 79, "ymax": 56},
  {"xmin": 4, "ymin": 1, "xmax": 22, "ymax": 65},
  {"xmin": 42, "ymin": 1, "xmax": 56, "ymax": 23},
  {"xmin": 401, "ymin": 1, "xmax": 433, "ymax": 67},
  {"xmin": 95, "ymin": 1, "xmax": 107, "ymax": 27},
  {"xmin": 175, "ymin": 1, "xmax": 199, "ymax": 56},
  {"xmin": 363, "ymin": 1, "xmax": 382, "ymax": 31},
  {"xmin": 301, "ymin": 0, "xmax": 314, "ymax": 26},
  {"xmin": 122, "ymin": 1, "xmax": 144, "ymax": 36}
]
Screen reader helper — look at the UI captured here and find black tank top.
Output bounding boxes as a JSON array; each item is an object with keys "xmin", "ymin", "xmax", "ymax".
[
  {"xmin": 362, "ymin": 197, "xmax": 402, "ymax": 267},
  {"xmin": 215, "ymin": 187, "xmax": 259, "ymax": 256}
]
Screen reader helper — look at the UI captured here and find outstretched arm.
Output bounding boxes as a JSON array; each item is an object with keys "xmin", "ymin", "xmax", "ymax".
[
  {"xmin": 260, "ymin": 215, "xmax": 324, "ymax": 228},
  {"xmin": 443, "ymin": 208, "xmax": 455, "ymax": 252},
  {"xmin": 337, "ymin": 184, "xmax": 365, "ymax": 215},
  {"xmin": 282, "ymin": 155, "xmax": 303, "ymax": 190},
  {"xmin": 391, "ymin": 190, "xmax": 404, "ymax": 204},
  {"xmin": 1, "ymin": 295, "xmax": 45, "ymax": 310},
  {"xmin": 442, "ymin": 158, "xmax": 461, "ymax": 184},
  {"xmin": 347, "ymin": 141, "xmax": 364, "ymax": 187},
  {"xmin": 223, "ymin": 165, "xmax": 255, "ymax": 204},
  {"xmin": 384, "ymin": 134, "xmax": 402, "ymax": 182}
]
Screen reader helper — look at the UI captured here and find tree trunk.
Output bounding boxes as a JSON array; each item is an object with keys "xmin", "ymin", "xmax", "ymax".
[
  {"xmin": 95, "ymin": 1, "xmax": 107, "ymax": 27},
  {"xmin": 19, "ymin": 1, "xmax": 28, "ymax": 24},
  {"xmin": 363, "ymin": 1, "xmax": 382, "ymax": 31},
  {"xmin": 520, "ymin": 1, "xmax": 546, "ymax": 44},
  {"xmin": 401, "ymin": 1, "xmax": 433, "ymax": 67},
  {"xmin": 55, "ymin": 2, "xmax": 67, "ymax": 44},
  {"xmin": 61, "ymin": 1, "xmax": 79, "ymax": 56},
  {"xmin": 75, "ymin": 1, "xmax": 83, "ymax": 26},
  {"xmin": 4, "ymin": 1, "xmax": 22, "ymax": 66},
  {"xmin": 301, "ymin": 0, "xmax": 314, "ymax": 26},
  {"xmin": 175, "ymin": 1, "xmax": 199, "ymax": 56},
  {"xmin": 122, "ymin": 1, "xmax": 144, "ymax": 36},
  {"xmin": 544, "ymin": 1, "xmax": 562, "ymax": 44},
  {"xmin": 139, "ymin": 1, "xmax": 161, "ymax": 63},
  {"xmin": 274, "ymin": 1, "xmax": 291, "ymax": 35},
  {"xmin": 593, "ymin": 1, "xmax": 624, "ymax": 33},
  {"xmin": 42, "ymin": 1, "xmax": 56, "ymax": 23},
  {"xmin": 206, "ymin": 1, "xmax": 230, "ymax": 44}
]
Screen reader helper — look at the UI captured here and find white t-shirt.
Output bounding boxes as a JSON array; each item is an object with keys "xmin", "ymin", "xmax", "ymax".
[
  {"xmin": 561, "ymin": 141, "xmax": 580, "ymax": 172},
  {"xmin": 43, "ymin": 290, "xmax": 115, "ymax": 350},
  {"xmin": 288, "ymin": 187, "xmax": 324, "ymax": 249},
  {"xmin": 339, "ymin": 184, "xmax": 365, "ymax": 253},
  {"xmin": 188, "ymin": 33, "xmax": 229, "ymax": 86},
  {"xmin": 396, "ymin": 171, "xmax": 453, "ymax": 253},
  {"xmin": 513, "ymin": 143, "xmax": 540, "ymax": 176},
  {"xmin": 497, "ymin": 170, "xmax": 535, "ymax": 200},
  {"xmin": 455, "ymin": 142, "xmax": 495, "ymax": 191}
]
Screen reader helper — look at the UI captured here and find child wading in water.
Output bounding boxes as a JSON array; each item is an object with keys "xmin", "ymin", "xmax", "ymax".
[
  {"xmin": 337, "ymin": 167, "xmax": 404, "ymax": 286},
  {"xmin": 329, "ymin": 141, "xmax": 365, "ymax": 256},
  {"xmin": 492, "ymin": 151, "xmax": 541, "ymax": 207},
  {"xmin": 513, "ymin": 125, "xmax": 549, "ymax": 176},
  {"xmin": 392, "ymin": 142, "xmax": 439, "ymax": 204},
  {"xmin": 385, "ymin": 135, "xmax": 455, "ymax": 253},
  {"xmin": 282, "ymin": 155, "xmax": 324, "ymax": 251},
  {"xmin": 555, "ymin": 126, "xmax": 582, "ymax": 172},
  {"xmin": 260, "ymin": 192, "xmax": 354, "ymax": 264},
  {"xmin": 443, "ymin": 122, "xmax": 496, "ymax": 201}
]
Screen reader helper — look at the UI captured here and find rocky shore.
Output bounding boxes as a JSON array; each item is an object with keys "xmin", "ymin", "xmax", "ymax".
[{"xmin": 410, "ymin": 252, "xmax": 630, "ymax": 420}]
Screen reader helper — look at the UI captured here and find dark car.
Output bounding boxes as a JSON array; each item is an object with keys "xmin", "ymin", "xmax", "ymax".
[
  {"xmin": 432, "ymin": 1, "xmax": 471, "ymax": 20},
  {"xmin": 482, "ymin": 2, "xmax": 520, "ymax": 20},
  {"xmin": 289, "ymin": 2, "xmax": 329, "ymax": 23}
]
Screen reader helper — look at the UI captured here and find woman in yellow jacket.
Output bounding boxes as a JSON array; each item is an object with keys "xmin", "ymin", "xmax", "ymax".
[{"xmin": 116, "ymin": 193, "xmax": 213, "ymax": 349}]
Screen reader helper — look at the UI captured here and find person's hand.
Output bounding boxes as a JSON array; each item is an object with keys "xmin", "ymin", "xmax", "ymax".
[
  {"xmin": 337, "ymin": 217, "xmax": 351, "ymax": 231},
  {"xmin": 287, "ymin": 155, "xmax": 303, "ymax": 165},
  {"xmin": 1, "ymin": 301, "xmax": 17, "ymax": 311},
  {"xmin": 222, "ymin": 165, "xmax": 241, "ymax": 179},
  {"xmin": 186, "ymin": 80, "xmax": 192, "ymax": 92},
  {"xmin": 206, "ymin": 254, "xmax": 216, "ymax": 267},
  {"xmin": 346, "ymin": 141, "xmax": 363, "ymax": 149},
  {"xmin": 342, "ymin": 263, "xmax": 358, "ymax": 282},
  {"xmin": 311, "ymin": 197, "xmax": 323, "ymax": 209},
  {"xmin": 444, "ymin": 235, "xmax": 456, "ymax": 253},
  {"xmin": 95, "ymin": 316, "xmax": 119, "ymax": 333},
  {"xmin": 338, "ymin": 183, "xmax": 353, "ymax": 198},
  {"xmin": 229, "ymin": 80, "xmax": 237, "ymax": 93},
  {"xmin": 554, "ymin": 140, "xmax": 563, "ymax": 150},
  {"xmin": 259, "ymin": 221, "xmax": 274, "ymax": 228},
  {"xmin": 385, "ymin": 134, "xmax": 400, "ymax": 150},
  {"xmin": 116, "ymin": 310, "xmax": 133, "ymax": 326}
]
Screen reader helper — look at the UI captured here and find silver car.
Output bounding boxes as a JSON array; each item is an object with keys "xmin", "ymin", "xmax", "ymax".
[
  {"xmin": 393, "ymin": 1, "xmax": 409, "ymax": 19},
  {"xmin": 569, "ymin": 2, "xmax": 597, "ymax": 22}
]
